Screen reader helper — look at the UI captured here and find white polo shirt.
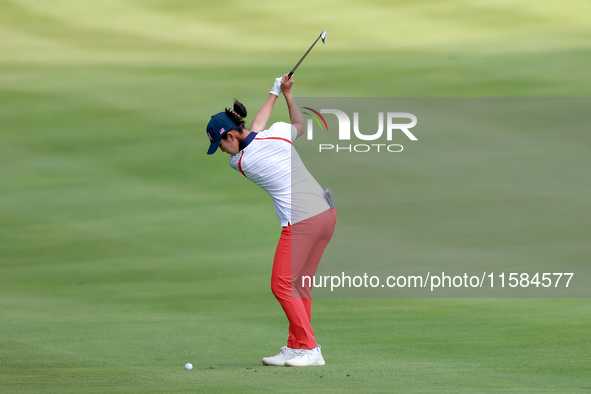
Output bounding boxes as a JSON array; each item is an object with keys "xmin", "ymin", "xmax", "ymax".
[{"xmin": 229, "ymin": 122, "xmax": 330, "ymax": 226}]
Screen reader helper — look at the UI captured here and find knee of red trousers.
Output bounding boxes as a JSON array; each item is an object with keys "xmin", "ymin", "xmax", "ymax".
[{"xmin": 271, "ymin": 275, "xmax": 291, "ymax": 301}]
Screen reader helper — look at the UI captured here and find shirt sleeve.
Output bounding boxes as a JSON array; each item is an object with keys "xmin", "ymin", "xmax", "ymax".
[{"xmin": 289, "ymin": 123, "xmax": 298, "ymax": 142}]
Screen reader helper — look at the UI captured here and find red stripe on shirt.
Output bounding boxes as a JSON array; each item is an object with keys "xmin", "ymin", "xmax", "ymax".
[
  {"xmin": 237, "ymin": 151, "xmax": 246, "ymax": 178},
  {"xmin": 254, "ymin": 137, "xmax": 293, "ymax": 145}
]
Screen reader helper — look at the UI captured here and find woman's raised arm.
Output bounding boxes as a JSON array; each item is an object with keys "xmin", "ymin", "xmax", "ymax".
[
  {"xmin": 250, "ymin": 77, "xmax": 284, "ymax": 132},
  {"xmin": 281, "ymin": 75, "xmax": 305, "ymax": 139},
  {"xmin": 250, "ymin": 94, "xmax": 277, "ymax": 132}
]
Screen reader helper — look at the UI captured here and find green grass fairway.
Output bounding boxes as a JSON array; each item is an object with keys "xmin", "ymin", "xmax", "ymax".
[{"xmin": 1, "ymin": 1, "xmax": 591, "ymax": 392}]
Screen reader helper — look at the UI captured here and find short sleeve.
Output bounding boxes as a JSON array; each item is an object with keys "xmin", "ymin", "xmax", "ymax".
[{"xmin": 289, "ymin": 123, "xmax": 297, "ymax": 142}]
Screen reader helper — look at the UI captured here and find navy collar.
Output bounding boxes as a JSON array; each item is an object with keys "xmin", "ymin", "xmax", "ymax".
[{"xmin": 239, "ymin": 132, "xmax": 257, "ymax": 151}]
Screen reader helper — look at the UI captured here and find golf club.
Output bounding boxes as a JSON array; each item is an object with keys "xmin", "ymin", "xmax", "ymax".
[{"xmin": 288, "ymin": 30, "xmax": 327, "ymax": 79}]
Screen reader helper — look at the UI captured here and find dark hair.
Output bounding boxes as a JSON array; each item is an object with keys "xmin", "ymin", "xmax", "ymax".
[{"xmin": 223, "ymin": 100, "xmax": 247, "ymax": 138}]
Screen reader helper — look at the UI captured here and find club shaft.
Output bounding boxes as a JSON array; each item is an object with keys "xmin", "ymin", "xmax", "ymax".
[{"xmin": 289, "ymin": 33, "xmax": 323, "ymax": 78}]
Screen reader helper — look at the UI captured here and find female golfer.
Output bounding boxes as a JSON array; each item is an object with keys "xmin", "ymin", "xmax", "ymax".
[{"xmin": 205, "ymin": 75, "xmax": 336, "ymax": 367}]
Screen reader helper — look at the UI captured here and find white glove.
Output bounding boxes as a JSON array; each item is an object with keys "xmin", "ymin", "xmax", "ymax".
[{"xmin": 270, "ymin": 77, "xmax": 283, "ymax": 96}]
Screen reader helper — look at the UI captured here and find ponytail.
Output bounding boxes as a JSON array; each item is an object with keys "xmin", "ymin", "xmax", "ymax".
[{"xmin": 224, "ymin": 99, "xmax": 247, "ymax": 136}]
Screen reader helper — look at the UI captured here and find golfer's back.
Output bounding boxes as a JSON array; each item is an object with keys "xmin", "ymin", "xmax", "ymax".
[{"xmin": 229, "ymin": 122, "xmax": 329, "ymax": 226}]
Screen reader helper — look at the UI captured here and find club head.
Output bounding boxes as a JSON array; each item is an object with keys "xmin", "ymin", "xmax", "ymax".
[{"xmin": 321, "ymin": 30, "xmax": 327, "ymax": 44}]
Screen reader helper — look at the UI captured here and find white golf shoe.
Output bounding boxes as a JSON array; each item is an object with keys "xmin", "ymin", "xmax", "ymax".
[
  {"xmin": 262, "ymin": 346, "xmax": 298, "ymax": 366},
  {"xmin": 284, "ymin": 345, "xmax": 325, "ymax": 367}
]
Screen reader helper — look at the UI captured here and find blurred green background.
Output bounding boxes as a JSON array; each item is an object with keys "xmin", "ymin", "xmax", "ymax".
[{"xmin": 1, "ymin": 0, "xmax": 590, "ymax": 392}]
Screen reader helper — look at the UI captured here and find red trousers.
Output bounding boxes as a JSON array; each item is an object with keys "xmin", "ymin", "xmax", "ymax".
[{"xmin": 271, "ymin": 208, "xmax": 337, "ymax": 349}]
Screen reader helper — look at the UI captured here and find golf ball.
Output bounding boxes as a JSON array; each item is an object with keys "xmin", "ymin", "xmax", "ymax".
[{"xmin": 185, "ymin": 363, "xmax": 193, "ymax": 370}]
